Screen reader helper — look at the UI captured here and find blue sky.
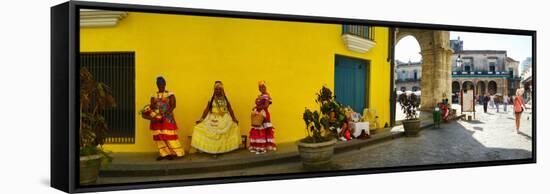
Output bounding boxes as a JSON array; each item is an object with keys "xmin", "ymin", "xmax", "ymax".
[{"xmin": 395, "ymin": 31, "xmax": 532, "ymax": 67}]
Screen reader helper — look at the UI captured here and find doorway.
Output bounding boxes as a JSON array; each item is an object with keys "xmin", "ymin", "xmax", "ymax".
[{"xmin": 334, "ymin": 55, "xmax": 369, "ymax": 113}]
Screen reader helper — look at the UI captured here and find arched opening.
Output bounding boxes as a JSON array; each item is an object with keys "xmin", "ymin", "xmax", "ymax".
[
  {"xmin": 476, "ymin": 81, "xmax": 486, "ymax": 96},
  {"xmin": 488, "ymin": 81, "xmax": 497, "ymax": 95},
  {"xmin": 396, "ymin": 35, "xmax": 422, "ymax": 63},
  {"xmin": 452, "ymin": 81, "xmax": 460, "ymax": 103},
  {"xmin": 462, "ymin": 81, "xmax": 475, "ymax": 91},
  {"xmin": 392, "ymin": 29, "xmax": 452, "ymax": 127},
  {"xmin": 394, "ymin": 35, "xmax": 422, "ymax": 121}
]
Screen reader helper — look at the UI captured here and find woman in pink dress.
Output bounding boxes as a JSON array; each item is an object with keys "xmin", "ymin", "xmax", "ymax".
[
  {"xmin": 249, "ymin": 81, "xmax": 277, "ymax": 154},
  {"xmin": 513, "ymin": 89, "xmax": 528, "ymax": 133}
]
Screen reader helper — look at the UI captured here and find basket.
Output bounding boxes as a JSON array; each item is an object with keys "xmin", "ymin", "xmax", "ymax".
[
  {"xmin": 251, "ymin": 109, "xmax": 264, "ymax": 127},
  {"xmin": 140, "ymin": 105, "xmax": 163, "ymax": 121}
]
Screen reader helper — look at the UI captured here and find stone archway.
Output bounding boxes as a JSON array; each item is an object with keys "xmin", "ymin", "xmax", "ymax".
[
  {"xmin": 396, "ymin": 28, "xmax": 453, "ymax": 111},
  {"xmin": 462, "ymin": 81, "xmax": 475, "ymax": 91},
  {"xmin": 452, "ymin": 81, "xmax": 460, "ymax": 103},
  {"xmin": 488, "ymin": 81, "xmax": 497, "ymax": 95},
  {"xmin": 476, "ymin": 81, "xmax": 486, "ymax": 95},
  {"xmin": 452, "ymin": 81, "xmax": 461, "ymax": 93}
]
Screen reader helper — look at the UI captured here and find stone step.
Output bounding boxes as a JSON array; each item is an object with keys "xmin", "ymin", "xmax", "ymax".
[
  {"xmin": 100, "ymin": 118, "xmax": 439, "ymax": 177},
  {"xmin": 100, "ymin": 143, "xmax": 300, "ymax": 177}
]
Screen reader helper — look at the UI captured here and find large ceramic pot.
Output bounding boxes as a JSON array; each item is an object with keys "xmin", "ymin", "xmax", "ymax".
[
  {"xmin": 297, "ymin": 138, "xmax": 337, "ymax": 170},
  {"xmin": 79, "ymin": 154, "xmax": 103, "ymax": 185},
  {"xmin": 402, "ymin": 118, "xmax": 421, "ymax": 137}
]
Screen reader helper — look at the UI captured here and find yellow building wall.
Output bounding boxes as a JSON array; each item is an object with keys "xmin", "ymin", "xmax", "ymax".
[{"xmin": 80, "ymin": 12, "xmax": 391, "ymax": 152}]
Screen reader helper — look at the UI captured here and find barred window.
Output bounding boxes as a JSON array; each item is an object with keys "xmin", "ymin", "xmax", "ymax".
[{"xmin": 80, "ymin": 52, "xmax": 136, "ymax": 144}]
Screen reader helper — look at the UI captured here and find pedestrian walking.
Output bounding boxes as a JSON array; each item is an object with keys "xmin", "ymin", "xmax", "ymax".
[
  {"xmin": 503, "ymin": 93, "xmax": 509, "ymax": 112},
  {"xmin": 489, "ymin": 95, "xmax": 495, "ymax": 108},
  {"xmin": 495, "ymin": 96, "xmax": 500, "ymax": 113},
  {"xmin": 483, "ymin": 94, "xmax": 490, "ymax": 113},
  {"xmin": 478, "ymin": 95, "xmax": 483, "ymax": 105},
  {"xmin": 514, "ymin": 89, "xmax": 528, "ymax": 134}
]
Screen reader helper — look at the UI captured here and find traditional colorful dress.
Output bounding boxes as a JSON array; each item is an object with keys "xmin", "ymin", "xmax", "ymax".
[
  {"xmin": 150, "ymin": 91, "xmax": 184, "ymax": 157},
  {"xmin": 191, "ymin": 98, "xmax": 241, "ymax": 154},
  {"xmin": 249, "ymin": 94, "xmax": 277, "ymax": 151}
]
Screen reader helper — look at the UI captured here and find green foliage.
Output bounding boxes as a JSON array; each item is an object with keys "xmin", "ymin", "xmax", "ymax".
[
  {"xmin": 80, "ymin": 145, "xmax": 113, "ymax": 167},
  {"xmin": 302, "ymin": 86, "xmax": 345, "ymax": 143},
  {"xmin": 315, "ymin": 86, "xmax": 333, "ymax": 104},
  {"xmin": 80, "ymin": 67, "xmax": 116, "ymax": 158},
  {"xmin": 398, "ymin": 93, "xmax": 420, "ymax": 120}
]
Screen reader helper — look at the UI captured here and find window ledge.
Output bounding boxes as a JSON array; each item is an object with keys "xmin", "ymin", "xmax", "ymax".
[
  {"xmin": 341, "ymin": 34, "xmax": 376, "ymax": 53},
  {"xmin": 80, "ymin": 9, "xmax": 128, "ymax": 28}
]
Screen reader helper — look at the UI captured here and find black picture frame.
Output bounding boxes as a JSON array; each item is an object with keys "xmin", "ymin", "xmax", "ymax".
[{"xmin": 51, "ymin": 1, "xmax": 536, "ymax": 193}]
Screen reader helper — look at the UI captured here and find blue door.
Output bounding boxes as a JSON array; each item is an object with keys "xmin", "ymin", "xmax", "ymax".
[{"xmin": 334, "ymin": 55, "xmax": 368, "ymax": 113}]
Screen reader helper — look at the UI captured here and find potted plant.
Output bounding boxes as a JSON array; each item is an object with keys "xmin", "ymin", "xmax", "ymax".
[
  {"xmin": 298, "ymin": 86, "xmax": 344, "ymax": 170},
  {"xmin": 79, "ymin": 67, "xmax": 115, "ymax": 185},
  {"xmin": 398, "ymin": 92, "xmax": 421, "ymax": 136}
]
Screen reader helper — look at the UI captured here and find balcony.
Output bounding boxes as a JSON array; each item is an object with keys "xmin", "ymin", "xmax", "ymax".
[
  {"xmin": 396, "ymin": 78, "xmax": 421, "ymax": 83},
  {"xmin": 341, "ymin": 25, "xmax": 376, "ymax": 53},
  {"xmin": 452, "ymin": 71, "xmax": 512, "ymax": 77}
]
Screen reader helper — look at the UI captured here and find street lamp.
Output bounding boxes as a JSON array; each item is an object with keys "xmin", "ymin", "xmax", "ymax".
[{"xmin": 456, "ymin": 54, "xmax": 463, "ymax": 68}]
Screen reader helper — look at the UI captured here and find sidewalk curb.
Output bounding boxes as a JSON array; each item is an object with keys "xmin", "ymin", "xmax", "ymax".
[
  {"xmin": 334, "ymin": 131, "xmax": 403, "ymax": 154},
  {"xmin": 101, "ymin": 150, "xmax": 301, "ymax": 177},
  {"xmin": 101, "ymin": 131, "xmax": 406, "ymax": 177}
]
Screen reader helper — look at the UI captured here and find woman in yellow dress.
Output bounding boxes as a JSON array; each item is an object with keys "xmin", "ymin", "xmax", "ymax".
[{"xmin": 191, "ymin": 81, "xmax": 241, "ymax": 154}]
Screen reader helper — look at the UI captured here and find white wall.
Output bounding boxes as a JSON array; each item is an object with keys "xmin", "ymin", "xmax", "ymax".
[{"xmin": 0, "ymin": 0, "xmax": 547, "ymax": 194}]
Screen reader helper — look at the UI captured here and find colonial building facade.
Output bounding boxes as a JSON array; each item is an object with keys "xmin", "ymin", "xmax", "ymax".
[
  {"xmin": 395, "ymin": 60, "xmax": 422, "ymax": 92},
  {"xmin": 451, "ymin": 45, "xmax": 521, "ymax": 102}
]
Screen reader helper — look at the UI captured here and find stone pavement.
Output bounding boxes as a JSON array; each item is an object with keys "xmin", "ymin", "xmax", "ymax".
[
  {"xmin": 333, "ymin": 103, "xmax": 532, "ymax": 170},
  {"xmin": 96, "ymin": 103, "xmax": 532, "ymax": 184}
]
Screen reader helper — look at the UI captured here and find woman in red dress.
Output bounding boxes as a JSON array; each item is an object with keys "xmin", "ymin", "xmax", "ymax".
[
  {"xmin": 249, "ymin": 81, "xmax": 277, "ymax": 154},
  {"xmin": 150, "ymin": 76, "xmax": 184, "ymax": 160}
]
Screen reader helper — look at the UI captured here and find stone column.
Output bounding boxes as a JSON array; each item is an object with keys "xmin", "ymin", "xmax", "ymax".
[
  {"xmin": 419, "ymin": 32, "xmax": 453, "ymax": 111},
  {"xmin": 499, "ymin": 78, "xmax": 507, "ymax": 95},
  {"xmin": 438, "ymin": 31, "xmax": 453, "ymax": 106},
  {"xmin": 420, "ymin": 49, "xmax": 435, "ymax": 111}
]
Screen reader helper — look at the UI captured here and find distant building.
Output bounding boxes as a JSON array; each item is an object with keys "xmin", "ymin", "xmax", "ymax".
[
  {"xmin": 395, "ymin": 60, "xmax": 422, "ymax": 92},
  {"xmin": 521, "ymin": 66, "xmax": 532, "ymax": 103},
  {"xmin": 450, "ymin": 36, "xmax": 464, "ymax": 52},
  {"xmin": 521, "ymin": 57, "xmax": 532, "ymax": 75},
  {"xmin": 451, "ymin": 48, "xmax": 521, "ymax": 103}
]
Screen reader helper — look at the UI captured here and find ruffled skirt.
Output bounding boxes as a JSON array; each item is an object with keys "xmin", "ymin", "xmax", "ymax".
[
  {"xmin": 191, "ymin": 113, "xmax": 241, "ymax": 154},
  {"xmin": 249, "ymin": 122, "xmax": 276, "ymax": 151}
]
